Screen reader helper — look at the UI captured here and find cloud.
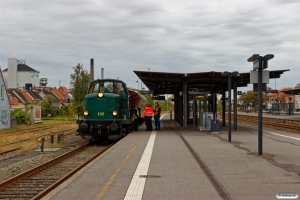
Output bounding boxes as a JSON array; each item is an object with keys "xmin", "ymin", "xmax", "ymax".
[{"xmin": 0, "ymin": 0, "xmax": 299, "ymax": 91}]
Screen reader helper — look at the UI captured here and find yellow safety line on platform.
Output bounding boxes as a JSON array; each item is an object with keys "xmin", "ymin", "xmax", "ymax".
[{"xmin": 95, "ymin": 133, "xmax": 145, "ymax": 200}]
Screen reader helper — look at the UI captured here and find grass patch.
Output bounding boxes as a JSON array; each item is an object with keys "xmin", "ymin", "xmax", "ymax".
[{"xmin": 0, "ymin": 121, "xmax": 78, "ymax": 152}]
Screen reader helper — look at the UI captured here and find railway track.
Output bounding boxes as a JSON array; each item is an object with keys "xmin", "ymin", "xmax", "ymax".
[
  {"xmin": 0, "ymin": 121, "xmax": 75, "ymax": 137},
  {"xmin": 231, "ymin": 114, "xmax": 300, "ymax": 133},
  {"xmin": 0, "ymin": 142, "xmax": 114, "ymax": 199},
  {"xmin": 0, "ymin": 148, "xmax": 20, "ymax": 157},
  {"xmin": 0, "ymin": 128, "xmax": 78, "ymax": 153}
]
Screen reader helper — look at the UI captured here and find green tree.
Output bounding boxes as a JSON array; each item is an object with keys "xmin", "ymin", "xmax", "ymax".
[
  {"xmin": 238, "ymin": 90, "xmax": 268, "ymax": 111},
  {"xmin": 39, "ymin": 94, "xmax": 55, "ymax": 117},
  {"xmin": 69, "ymin": 63, "xmax": 92, "ymax": 118}
]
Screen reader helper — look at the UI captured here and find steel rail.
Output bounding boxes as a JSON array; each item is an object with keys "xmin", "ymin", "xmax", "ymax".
[
  {"xmin": 0, "ymin": 128, "xmax": 77, "ymax": 149},
  {"xmin": 0, "ymin": 144, "xmax": 90, "ymax": 191},
  {"xmin": 0, "ymin": 121, "xmax": 74, "ymax": 137},
  {"xmin": 226, "ymin": 114, "xmax": 300, "ymax": 133},
  {"xmin": 0, "ymin": 148, "xmax": 20, "ymax": 156},
  {"xmin": 32, "ymin": 143, "xmax": 114, "ymax": 199}
]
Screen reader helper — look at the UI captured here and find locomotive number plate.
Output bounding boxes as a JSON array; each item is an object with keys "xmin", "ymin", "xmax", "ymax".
[{"xmin": 98, "ymin": 112, "xmax": 104, "ymax": 116}]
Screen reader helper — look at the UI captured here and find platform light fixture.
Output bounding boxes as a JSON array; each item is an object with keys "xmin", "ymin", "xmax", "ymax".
[{"xmin": 247, "ymin": 54, "xmax": 274, "ymax": 155}]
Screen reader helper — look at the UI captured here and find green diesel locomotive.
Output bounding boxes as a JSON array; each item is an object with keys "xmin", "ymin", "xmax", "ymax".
[{"xmin": 76, "ymin": 78, "xmax": 147, "ymax": 141}]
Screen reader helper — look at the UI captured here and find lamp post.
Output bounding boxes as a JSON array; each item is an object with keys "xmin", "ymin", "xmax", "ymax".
[
  {"xmin": 289, "ymin": 97, "xmax": 292, "ymax": 115},
  {"xmin": 222, "ymin": 71, "xmax": 239, "ymax": 142},
  {"xmin": 247, "ymin": 54, "xmax": 274, "ymax": 155},
  {"xmin": 136, "ymin": 80, "xmax": 139, "ymax": 90}
]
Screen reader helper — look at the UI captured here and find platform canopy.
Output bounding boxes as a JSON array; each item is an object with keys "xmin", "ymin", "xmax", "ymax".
[
  {"xmin": 283, "ymin": 89, "xmax": 300, "ymax": 95},
  {"xmin": 134, "ymin": 69, "xmax": 290, "ymax": 95}
]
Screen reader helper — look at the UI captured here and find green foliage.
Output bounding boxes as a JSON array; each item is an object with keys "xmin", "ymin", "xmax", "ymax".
[
  {"xmin": 11, "ymin": 109, "xmax": 30, "ymax": 124},
  {"xmin": 60, "ymin": 104, "xmax": 76, "ymax": 117},
  {"xmin": 238, "ymin": 90, "xmax": 266, "ymax": 107},
  {"xmin": 217, "ymin": 98, "xmax": 223, "ymax": 112},
  {"xmin": 39, "ymin": 100, "xmax": 53, "ymax": 117},
  {"xmin": 36, "ymin": 94, "xmax": 57, "ymax": 117},
  {"xmin": 238, "ymin": 90, "xmax": 268, "ymax": 111},
  {"xmin": 143, "ymin": 94, "xmax": 153, "ymax": 106},
  {"xmin": 69, "ymin": 63, "xmax": 92, "ymax": 118}
]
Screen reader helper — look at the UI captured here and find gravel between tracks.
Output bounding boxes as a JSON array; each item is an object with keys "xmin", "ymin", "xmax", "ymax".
[{"xmin": 0, "ymin": 135, "xmax": 89, "ymax": 183}]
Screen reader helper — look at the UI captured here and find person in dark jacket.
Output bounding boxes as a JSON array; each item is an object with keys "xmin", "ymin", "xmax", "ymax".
[
  {"xmin": 134, "ymin": 105, "xmax": 141, "ymax": 131},
  {"xmin": 154, "ymin": 102, "xmax": 161, "ymax": 130}
]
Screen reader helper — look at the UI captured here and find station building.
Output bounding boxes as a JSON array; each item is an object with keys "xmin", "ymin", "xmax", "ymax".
[{"xmin": 1, "ymin": 58, "xmax": 41, "ymax": 89}]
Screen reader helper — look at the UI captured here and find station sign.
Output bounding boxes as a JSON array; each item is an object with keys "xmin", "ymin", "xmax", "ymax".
[
  {"xmin": 250, "ymin": 70, "xmax": 269, "ymax": 84},
  {"xmin": 195, "ymin": 95, "xmax": 205, "ymax": 99},
  {"xmin": 152, "ymin": 96, "xmax": 165, "ymax": 100}
]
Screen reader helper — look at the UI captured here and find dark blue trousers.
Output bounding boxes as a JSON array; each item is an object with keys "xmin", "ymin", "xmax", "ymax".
[
  {"xmin": 154, "ymin": 116, "xmax": 160, "ymax": 130},
  {"xmin": 145, "ymin": 116, "xmax": 152, "ymax": 130}
]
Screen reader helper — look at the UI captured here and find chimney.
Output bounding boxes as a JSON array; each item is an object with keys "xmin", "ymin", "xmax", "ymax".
[
  {"xmin": 90, "ymin": 58, "xmax": 94, "ymax": 80},
  {"xmin": 101, "ymin": 68, "xmax": 104, "ymax": 79}
]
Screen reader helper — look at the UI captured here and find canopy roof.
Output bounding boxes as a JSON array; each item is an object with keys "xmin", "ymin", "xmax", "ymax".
[
  {"xmin": 283, "ymin": 89, "xmax": 300, "ymax": 95},
  {"xmin": 134, "ymin": 69, "xmax": 290, "ymax": 94}
]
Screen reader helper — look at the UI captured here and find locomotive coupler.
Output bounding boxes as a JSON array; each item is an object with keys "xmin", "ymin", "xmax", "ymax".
[{"xmin": 97, "ymin": 125, "xmax": 102, "ymax": 134}]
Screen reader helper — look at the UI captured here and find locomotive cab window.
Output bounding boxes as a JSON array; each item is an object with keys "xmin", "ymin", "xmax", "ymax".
[
  {"xmin": 88, "ymin": 82, "xmax": 100, "ymax": 94},
  {"xmin": 115, "ymin": 82, "xmax": 125, "ymax": 94},
  {"xmin": 89, "ymin": 81, "xmax": 125, "ymax": 94},
  {"xmin": 97, "ymin": 81, "xmax": 113, "ymax": 93}
]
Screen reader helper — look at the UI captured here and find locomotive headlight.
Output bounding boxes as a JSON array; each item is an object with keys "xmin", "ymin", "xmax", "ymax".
[
  {"xmin": 98, "ymin": 92, "xmax": 104, "ymax": 98},
  {"xmin": 112, "ymin": 110, "xmax": 118, "ymax": 116},
  {"xmin": 83, "ymin": 111, "xmax": 89, "ymax": 116}
]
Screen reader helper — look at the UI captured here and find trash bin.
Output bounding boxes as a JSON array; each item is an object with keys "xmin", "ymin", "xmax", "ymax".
[{"xmin": 210, "ymin": 119, "xmax": 220, "ymax": 133}]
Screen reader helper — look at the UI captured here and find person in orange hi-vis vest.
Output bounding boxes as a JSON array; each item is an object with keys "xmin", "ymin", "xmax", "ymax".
[{"xmin": 143, "ymin": 103, "xmax": 154, "ymax": 131}]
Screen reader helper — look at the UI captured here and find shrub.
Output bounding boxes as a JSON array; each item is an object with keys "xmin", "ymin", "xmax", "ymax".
[{"xmin": 11, "ymin": 109, "xmax": 30, "ymax": 124}]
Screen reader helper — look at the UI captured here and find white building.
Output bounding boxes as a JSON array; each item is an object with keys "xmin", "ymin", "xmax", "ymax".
[
  {"xmin": 0, "ymin": 68, "xmax": 11, "ymax": 129},
  {"xmin": 2, "ymin": 58, "xmax": 40, "ymax": 89}
]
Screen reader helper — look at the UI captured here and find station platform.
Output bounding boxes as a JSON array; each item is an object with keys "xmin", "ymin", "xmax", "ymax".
[{"xmin": 43, "ymin": 114, "xmax": 300, "ymax": 200}]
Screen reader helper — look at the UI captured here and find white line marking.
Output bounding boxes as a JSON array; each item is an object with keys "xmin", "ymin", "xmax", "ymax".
[
  {"xmin": 124, "ymin": 131, "xmax": 157, "ymax": 200},
  {"xmin": 160, "ymin": 114, "xmax": 167, "ymax": 120},
  {"xmin": 239, "ymin": 124, "xmax": 300, "ymax": 141}
]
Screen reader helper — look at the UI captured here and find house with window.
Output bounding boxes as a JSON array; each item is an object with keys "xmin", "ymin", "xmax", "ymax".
[{"xmin": 0, "ymin": 68, "xmax": 11, "ymax": 129}]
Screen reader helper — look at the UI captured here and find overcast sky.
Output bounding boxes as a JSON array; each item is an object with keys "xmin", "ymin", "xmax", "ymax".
[{"xmin": 1, "ymin": 0, "xmax": 299, "ymax": 92}]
